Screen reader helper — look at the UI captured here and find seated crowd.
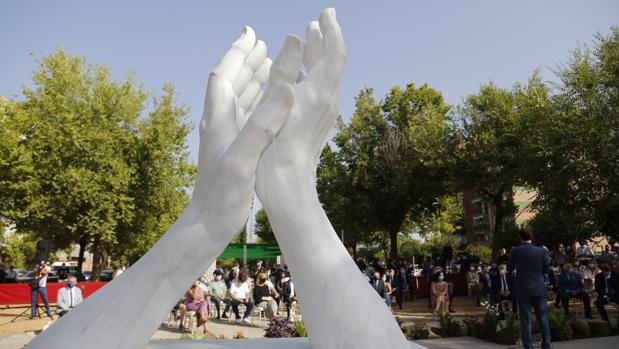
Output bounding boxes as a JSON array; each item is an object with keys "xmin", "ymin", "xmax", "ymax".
[
  {"xmin": 171, "ymin": 262, "xmax": 298, "ymax": 333},
  {"xmin": 356, "ymin": 242, "xmax": 619, "ymax": 324}
]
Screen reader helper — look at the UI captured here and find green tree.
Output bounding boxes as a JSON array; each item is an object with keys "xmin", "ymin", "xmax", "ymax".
[
  {"xmin": 113, "ymin": 83, "xmax": 195, "ymax": 265},
  {"xmin": 316, "ymin": 143, "xmax": 372, "ymax": 257},
  {"xmin": 0, "ymin": 50, "xmax": 194, "ymax": 277},
  {"xmin": 334, "ymin": 84, "xmax": 454, "ymax": 261},
  {"xmin": 254, "ymin": 208, "xmax": 275, "ymax": 243},
  {"xmin": 453, "ymin": 76, "xmax": 551, "ymax": 261},
  {"xmin": 528, "ymin": 28, "xmax": 619, "ymax": 241}
]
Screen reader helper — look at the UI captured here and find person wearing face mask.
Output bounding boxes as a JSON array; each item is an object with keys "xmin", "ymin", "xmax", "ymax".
[
  {"xmin": 208, "ymin": 271, "xmax": 227, "ymax": 319},
  {"xmin": 56, "ymin": 275, "xmax": 83, "ymax": 317},
  {"xmin": 479, "ymin": 265, "xmax": 492, "ymax": 305},
  {"xmin": 370, "ymin": 271, "xmax": 387, "ymax": 302},
  {"xmin": 281, "ymin": 272, "xmax": 297, "ymax": 319},
  {"xmin": 466, "ymin": 264, "xmax": 480, "ymax": 298},
  {"xmin": 557, "ymin": 263, "xmax": 593, "ymax": 318},
  {"xmin": 491, "ymin": 265, "xmax": 516, "ymax": 313},
  {"xmin": 431, "ymin": 272, "xmax": 449, "ymax": 314}
]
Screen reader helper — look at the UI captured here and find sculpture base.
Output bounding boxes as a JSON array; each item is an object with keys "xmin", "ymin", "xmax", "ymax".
[{"xmin": 146, "ymin": 338, "xmax": 428, "ymax": 349}]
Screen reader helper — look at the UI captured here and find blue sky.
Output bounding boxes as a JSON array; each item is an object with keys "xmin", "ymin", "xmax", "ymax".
[{"xmin": 1, "ymin": 0, "xmax": 617, "ymax": 165}]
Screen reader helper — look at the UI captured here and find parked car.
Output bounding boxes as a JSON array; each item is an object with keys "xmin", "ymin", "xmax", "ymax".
[
  {"xmin": 16, "ymin": 270, "xmax": 59, "ymax": 284},
  {"xmin": 99, "ymin": 270, "xmax": 114, "ymax": 282}
]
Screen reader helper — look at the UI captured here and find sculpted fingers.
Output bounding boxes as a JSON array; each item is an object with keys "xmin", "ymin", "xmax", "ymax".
[
  {"xmin": 224, "ymin": 83, "xmax": 294, "ymax": 178},
  {"xmin": 213, "ymin": 26, "xmax": 256, "ymax": 84},
  {"xmin": 262, "ymin": 35, "xmax": 303, "ymax": 103},
  {"xmin": 232, "ymin": 40, "xmax": 267, "ymax": 95},
  {"xmin": 303, "ymin": 21, "xmax": 323, "ymax": 71}
]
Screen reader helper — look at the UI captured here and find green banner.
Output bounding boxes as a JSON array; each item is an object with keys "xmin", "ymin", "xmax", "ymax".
[{"xmin": 218, "ymin": 243, "xmax": 281, "ymax": 260}]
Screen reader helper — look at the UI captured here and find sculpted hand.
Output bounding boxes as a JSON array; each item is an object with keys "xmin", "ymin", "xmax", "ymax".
[
  {"xmin": 255, "ymin": 8, "xmax": 419, "ymax": 349},
  {"xmin": 27, "ymin": 28, "xmax": 294, "ymax": 349}
]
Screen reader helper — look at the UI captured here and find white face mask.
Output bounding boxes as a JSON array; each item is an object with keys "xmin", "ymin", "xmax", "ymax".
[
  {"xmin": 438, "ymin": 275, "xmax": 444, "ymax": 281},
  {"xmin": 499, "ymin": 269, "xmax": 507, "ymax": 275},
  {"xmin": 215, "ymin": 275, "xmax": 222, "ymax": 281}
]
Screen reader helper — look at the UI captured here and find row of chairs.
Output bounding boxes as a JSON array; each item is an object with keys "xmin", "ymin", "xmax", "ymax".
[{"xmin": 165, "ymin": 300, "xmax": 301, "ymax": 334}]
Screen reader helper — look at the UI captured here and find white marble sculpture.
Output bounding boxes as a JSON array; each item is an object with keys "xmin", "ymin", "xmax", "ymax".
[{"xmin": 26, "ymin": 8, "xmax": 425, "ymax": 349}]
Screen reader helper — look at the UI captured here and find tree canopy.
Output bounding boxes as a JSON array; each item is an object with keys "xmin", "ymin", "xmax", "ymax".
[{"xmin": 0, "ymin": 50, "xmax": 195, "ymax": 274}]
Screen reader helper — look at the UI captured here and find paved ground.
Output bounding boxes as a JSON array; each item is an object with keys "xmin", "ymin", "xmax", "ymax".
[
  {"xmin": 418, "ymin": 335, "xmax": 619, "ymax": 348},
  {"xmin": 1, "ymin": 297, "xmax": 617, "ymax": 348}
]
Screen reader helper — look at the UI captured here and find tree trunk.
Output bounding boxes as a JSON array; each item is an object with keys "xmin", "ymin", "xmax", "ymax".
[
  {"xmin": 351, "ymin": 240, "xmax": 358, "ymax": 260},
  {"xmin": 77, "ymin": 238, "xmax": 87, "ymax": 273},
  {"xmin": 389, "ymin": 227, "xmax": 399, "ymax": 262},
  {"xmin": 491, "ymin": 195, "xmax": 504, "ymax": 263},
  {"xmin": 91, "ymin": 240, "xmax": 107, "ymax": 282}
]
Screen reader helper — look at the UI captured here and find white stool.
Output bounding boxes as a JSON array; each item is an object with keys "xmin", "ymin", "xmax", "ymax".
[
  {"xmin": 254, "ymin": 306, "xmax": 266, "ymax": 326},
  {"xmin": 182, "ymin": 311, "xmax": 196, "ymax": 334}
]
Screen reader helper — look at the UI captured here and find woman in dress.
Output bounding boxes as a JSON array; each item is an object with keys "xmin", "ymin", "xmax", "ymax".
[
  {"xmin": 431, "ymin": 272, "xmax": 449, "ymax": 315},
  {"xmin": 179, "ymin": 280, "xmax": 209, "ymax": 333}
]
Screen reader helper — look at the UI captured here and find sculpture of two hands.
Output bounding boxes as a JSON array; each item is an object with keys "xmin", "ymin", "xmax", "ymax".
[{"xmin": 26, "ymin": 8, "xmax": 417, "ymax": 349}]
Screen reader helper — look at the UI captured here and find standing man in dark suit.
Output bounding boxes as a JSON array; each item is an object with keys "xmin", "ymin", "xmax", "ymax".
[
  {"xmin": 595, "ymin": 263, "xmax": 618, "ymax": 325},
  {"xmin": 508, "ymin": 229, "xmax": 552, "ymax": 349},
  {"xmin": 370, "ymin": 271, "xmax": 387, "ymax": 300},
  {"xmin": 392, "ymin": 266, "xmax": 408, "ymax": 310}
]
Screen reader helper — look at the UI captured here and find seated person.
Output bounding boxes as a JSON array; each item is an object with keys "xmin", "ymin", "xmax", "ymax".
[
  {"xmin": 208, "ymin": 270, "xmax": 227, "ymax": 319},
  {"xmin": 179, "ymin": 280, "xmax": 209, "ymax": 333},
  {"xmin": 56, "ymin": 276, "xmax": 83, "ymax": 317},
  {"xmin": 281, "ymin": 272, "xmax": 297, "ymax": 319},
  {"xmin": 557, "ymin": 263, "xmax": 593, "ymax": 318},
  {"xmin": 582, "ymin": 263, "xmax": 597, "ymax": 293},
  {"xmin": 253, "ymin": 272, "xmax": 279, "ymax": 319},
  {"xmin": 228, "ymin": 271, "xmax": 254, "ymax": 323},
  {"xmin": 479, "ymin": 265, "xmax": 492, "ymax": 305},
  {"xmin": 491, "ymin": 265, "xmax": 516, "ymax": 313},
  {"xmin": 431, "ymin": 272, "xmax": 449, "ymax": 314},
  {"xmin": 466, "ymin": 265, "xmax": 480, "ymax": 297},
  {"xmin": 595, "ymin": 263, "xmax": 618, "ymax": 325}
]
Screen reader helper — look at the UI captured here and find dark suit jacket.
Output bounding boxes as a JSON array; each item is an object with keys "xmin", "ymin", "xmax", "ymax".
[
  {"xmin": 282, "ymin": 281, "xmax": 293, "ymax": 301},
  {"xmin": 557, "ymin": 272, "xmax": 583, "ymax": 294},
  {"xmin": 508, "ymin": 242, "xmax": 549, "ymax": 298},
  {"xmin": 595, "ymin": 272, "xmax": 608, "ymax": 297},
  {"xmin": 491, "ymin": 273, "xmax": 513, "ymax": 295},
  {"xmin": 370, "ymin": 279, "xmax": 387, "ymax": 298},
  {"xmin": 392, "ymin": 272, "xmax": 408, "ymax": 291}
]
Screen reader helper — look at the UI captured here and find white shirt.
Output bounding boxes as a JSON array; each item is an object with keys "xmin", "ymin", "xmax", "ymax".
[
  {"xmin": 229, "ymin": 281, "xmax": 250, "ymax": 299},
  {"xmin": 576, "ymin": 245, "xmax": 593, "ymax": 257},
  {"xmin": 38, "ymin": 266, "xmax": 50, "ymax": 288}
]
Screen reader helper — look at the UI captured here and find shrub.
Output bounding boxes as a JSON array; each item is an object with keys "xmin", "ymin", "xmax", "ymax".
[
  {"xmin": 264, "ymin": 317, "xmax": 294, "ymax": 338},
  {"xmin": 464, "ymin": 302, "xmax": 501, "ymax": 342},
  {"xmin": 464, "ymin": 245, "xmax": 492, "ymax": 264},
  {"xmin": 496, "ymin": 313, "xmax": 519, "ymax": 345},
  {"xmin": 406, "ymin": 321, "xmax": 430, "ymax": 340},
  {"xmin": 548, "ymin": 306, "xmax": 572, "ymax": 341},
  {"xmin": 292, "ymin": 320, "xmax": 308, "ymax": 337},
  {"xmin": 437, "ymin": 312, "xmax": 462, "ymax": 337}
]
